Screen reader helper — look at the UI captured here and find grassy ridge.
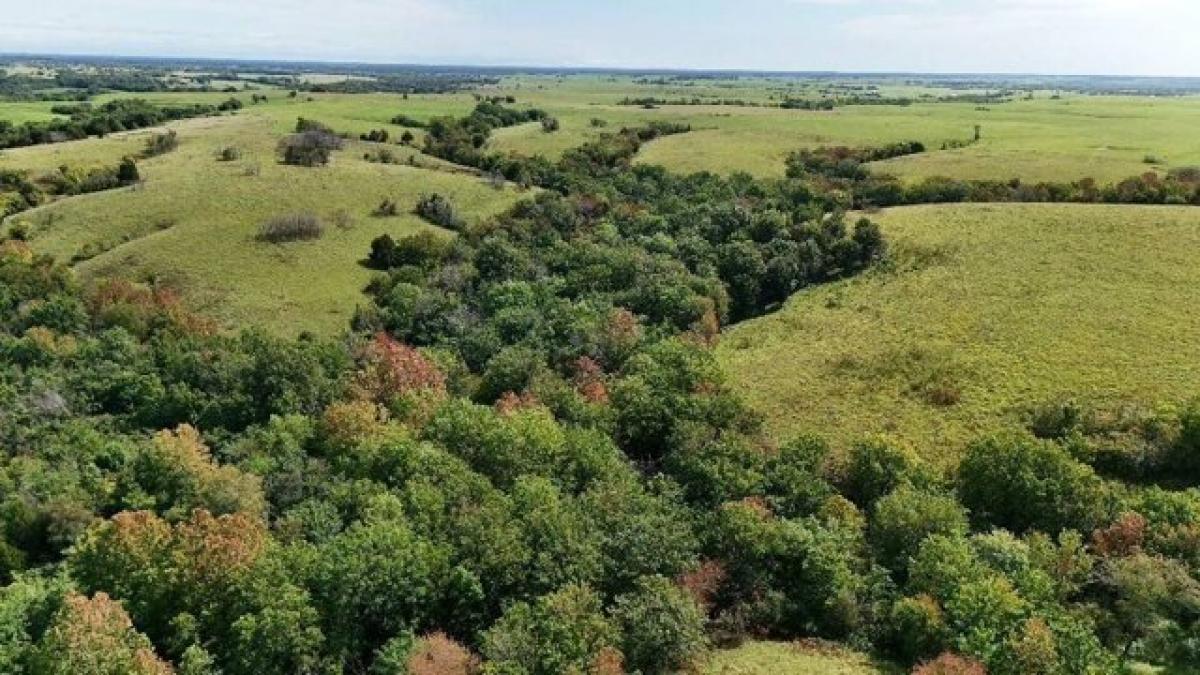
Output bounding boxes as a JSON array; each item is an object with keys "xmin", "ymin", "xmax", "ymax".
[
  {"xmin": 7, "ymin": 113, "xmax": 524, "ymax": 337},
  {"xmin": 718, "ymin": 203, "xmax": 1200, "ymax": 461}
]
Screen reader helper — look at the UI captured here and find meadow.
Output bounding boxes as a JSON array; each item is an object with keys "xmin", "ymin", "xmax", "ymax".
[
  {"xmin": 4, "ymin": 113, "xmax": 524, "ymax": 336},
  {"xmin": 719, "ymin": 202, "xmax": 1200, "ymax": 461}
]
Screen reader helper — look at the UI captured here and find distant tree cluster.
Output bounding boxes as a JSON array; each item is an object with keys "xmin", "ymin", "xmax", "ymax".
[
  {"xmin": 0, "ymin": 99, "xmax": 217, "ymax": 150},
  {"xmin": 786, "ymin": 144, "xmax": 1200, "ymax": 209}
]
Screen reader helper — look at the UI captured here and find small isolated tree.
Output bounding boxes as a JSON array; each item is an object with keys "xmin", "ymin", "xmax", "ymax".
[{"xmin": 279, "ymin": 120, "xmax": 344, "ymax": 167}]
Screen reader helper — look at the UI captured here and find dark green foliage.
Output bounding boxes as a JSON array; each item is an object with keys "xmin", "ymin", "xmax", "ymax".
[
  {"xmin": 842, "ymin": 437, "xmax": 927, "ymax": 508},
  {"xmin": 959, "ymin": 435, "xmax": 1111, "ymax": 534},
  {"xmin": 359, "ymin": 128, "xmax": 389, "ymax": 143},
  {"xmin": 0, "ymin": 98, "xmax": 216, "ymax": 150},
  {"xmin": 278, "ymin": 119, "xmax": 344, "ymax": 166},
  {"xmin": 117, "ymin": 157, "xmax": 140, "ymax": 185},
  {"xmin": 390, "ymin": 114, "xmax": 427, "ymax": 128},
  {"xmin": 870, "ymin": 486, "xmax": 969, "ymax": 573}
]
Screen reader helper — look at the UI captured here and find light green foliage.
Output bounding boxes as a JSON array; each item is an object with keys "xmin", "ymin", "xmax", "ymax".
[
  {"xmin": 481, "ymin": 584, "xmax": 617, "ymax": 675},
  {"xmin": 870, "ymin": 486, "xmax": 968, "ymax": 573}
]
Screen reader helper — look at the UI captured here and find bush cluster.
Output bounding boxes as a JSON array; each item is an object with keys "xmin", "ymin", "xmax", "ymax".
[
  {"xmin": 414, "ymin": 193, "xmax": 465, "ymax": 230},
  {"xmin": 278, "ymin": 118, "xmax": 345, "ymax": 167}
]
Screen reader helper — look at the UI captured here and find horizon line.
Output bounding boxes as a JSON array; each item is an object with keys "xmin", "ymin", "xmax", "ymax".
[{"xmin": 3, "ymin": 51, "xmax": 1198, "ymax": 83}]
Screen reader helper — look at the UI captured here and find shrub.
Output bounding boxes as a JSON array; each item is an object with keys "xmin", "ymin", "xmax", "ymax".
[
  {"xmin": 415, "ymin": 193, "xmax": 466, "ymax": 230},
  {"xmin": 258, "ymin": 212, "xmax": 324, "ymax": 243},
  {"xmin": 142, "ymin": 130, "xmax": 178, "ymax": 158},
  {"xmin": 541, "ymin": 117, "xmax": 561, "ymax": 133},
  {"xmin": 890, "ymin": 595, "xmax": 948, "ymax": 665},
  {"xmin": 360, "ymin": 129, "xmax": 390, "ymax": 143},
  {"xmin": 373, "ymin": 198, "xmax": 400, "ymax": 217},
  {"xmin": 391, "ymin": 114, "xmax": 427, "ymax": 128},
  {"xmin": 116, "ymin": 157, "xmax": 140, "ymax": 185},
  {"xmin": 218, "ymin": 146, "xmax": 242, "ymax": 162},
  {"xmin": 279, "ymin": 121, "xmax": 344, "ymax": 166}
]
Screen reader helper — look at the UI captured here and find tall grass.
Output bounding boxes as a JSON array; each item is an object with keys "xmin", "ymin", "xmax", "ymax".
[{"xmin": 258, "ymin": 212, "xmax": 324, "ymax": 243}]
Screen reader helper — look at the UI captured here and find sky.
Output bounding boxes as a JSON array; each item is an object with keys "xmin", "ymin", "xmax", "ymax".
[{"xmin": 1, "ymin": 0, "xmax": 1197, "ymax": 77}]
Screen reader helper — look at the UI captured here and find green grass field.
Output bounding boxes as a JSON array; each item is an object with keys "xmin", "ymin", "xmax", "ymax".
[
  {"xmin": 6, "ymin": 77, "xmax": 1200, "ymax": 341},
  {"xmin": 483, "ymin": 77, "xmax": 1200, "ymax": 182},
  {"xmin": 718, "ymin": 203, "xmax": 1200, "ymax": 462},
  {"xmin": 705, "ymin": 641, "xmax": 898, "ymax": 674},
  {"xmin": 5, "ymin": 113, "xmax": 524, "ymax": 337},
  {"xmin": 7, "ymin": 77, "xmax": 1200, "ymax": 184}
]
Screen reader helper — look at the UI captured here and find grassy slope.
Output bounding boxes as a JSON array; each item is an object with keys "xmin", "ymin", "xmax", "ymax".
[
  {"xmin": 6, "ymin": 112, "xmax": 524, "ymax": 337},
  {"xmin": 718, "ymin": 203, "xmax": 1200, "ymax": 462},
  {"xmin": 705, "ymin": 642, "xmax": 898, "ymax": 674}
]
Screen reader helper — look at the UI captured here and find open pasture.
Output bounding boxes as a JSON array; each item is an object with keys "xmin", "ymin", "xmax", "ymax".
[{"xmin": 719, "ymin": 202, "xmax": 1200, "ymax": 460}]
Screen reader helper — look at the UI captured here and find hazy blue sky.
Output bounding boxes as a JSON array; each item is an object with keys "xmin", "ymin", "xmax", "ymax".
[{"xmin": 2, "ymin": 0, "xmax": 1197, "ymax": 76}]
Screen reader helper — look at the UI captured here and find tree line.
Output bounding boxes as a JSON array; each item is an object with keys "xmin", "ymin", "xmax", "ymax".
[
  {"xmin": 787, "ymin": 144, "xmax": 1200, "ymax": 209},
  {"xmin": 0, "ymin": 99, "xmax": 220, "ymax": 150}
]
